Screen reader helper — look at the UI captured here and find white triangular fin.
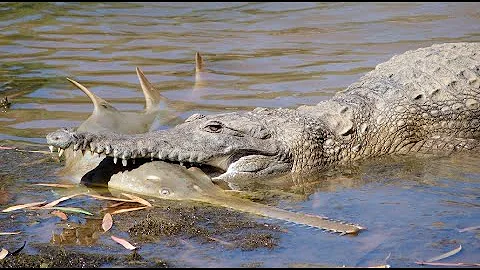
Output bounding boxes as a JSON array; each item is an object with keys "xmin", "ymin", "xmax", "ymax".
[{"xmin": 135, "ymin": 67, "xmax": 166, "ymax": 113}]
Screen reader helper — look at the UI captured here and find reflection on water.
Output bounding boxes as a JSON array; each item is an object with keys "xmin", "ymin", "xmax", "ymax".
[{"xmin": 0, "ymin": 2, "xmax": 479, "ymax": 267}]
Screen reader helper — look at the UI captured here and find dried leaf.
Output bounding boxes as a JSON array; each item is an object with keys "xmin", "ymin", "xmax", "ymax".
[
  {"xmin": 2, "ymin": 201, "xmax": 47, "ymax": 212},
  {"xmin": 33, "ymin": 183, "xmax": 76, "ymax": 188},
  {"xmin": 426, "ymin": 245, "xmax": 462, "ymax": 262},
  {"xmin": 110, "ymin": 206, "xmax": 148, "ymax": 215},
  {"xmin": 85, "ymin": 194, "xmax": 135, "ymax": 203},
  {"xmin": 121, "ymin": 193, "xmax": 152, "ymax": 207},
  {"xmin": 0, "ymin": 248, "xmax": 8, "ymax": 260},
  {"xmin": 51, "ymin": 210, "xmax": 68, "ymax": 220},
  {"xmin": 43, "ymin": 193, "xmax": 82, "ymax": 208},
  {"xmin": 458, "ymin": 225, "xmax": 480, "ymax": 233},
  {"xmin": 0, "ymin": 232, "xmax": 21, "ymax": 236},
  {"xmin": 111, "ymin": 235, "xmax": 136, "ymax": 250},
  {"xmin": 107, "ymin": 202, "xmax": 127, "ymax": 208},
  {"xmin": 15, "ymin": 149, "xmax": 50, "ymax": 154},
  {"xmin": 0, "ymin": 146, "xmax": 15, "ymax": 150},
  {"xmin": 102, "ymin": 213, "xmax": 113, "ymax": 232},
  {"xmin": 42, "ymin": 207, "xmax": 93, "ymax": 216},
  {"xmin": 415, "ymin": 262, "xmax": 480, "ymax": 266}
]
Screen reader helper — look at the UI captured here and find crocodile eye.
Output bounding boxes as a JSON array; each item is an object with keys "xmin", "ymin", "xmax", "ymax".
[
  {"xmin": 204, "ymin": 122, "xmax": 223, "ymax": 133},
  {"xmin": 159, "ymin": 188, "xmax": 170, "ymax": 196}
]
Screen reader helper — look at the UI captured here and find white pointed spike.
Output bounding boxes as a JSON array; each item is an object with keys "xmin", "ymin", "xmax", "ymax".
[
  {"xmin": 151, "ymin": 152, "xmax": 155, "ymax": 161},
  {"xmin": 66, "ymin": 77, "xmax": 112, "ymax": 114},
  {"xmin": 49, "ymin": 145, "xmax": 54, "ymax": 153},
  {"xmin": 132, "ymin": 159, "xmax": 135, "ymax": 164},
  {"xmin": 73, "ymin": 143, "xmax": 79, "ymax": 151},
  {"xmin": 135, "ymin": 67, "xmax": 165, "ymax": 112},
  {"xmin": 73, "ymin": 150, "xmax": 77, "ymax": 158},
  {"xmin": 58, "ymin": 148, "xmax": 64, "ymax": 157},
  {"xmin": 113, "ymin": 157, "xmax": 118, "ymax": 164},
  {"xmin": 122, "ymin": 159, "xmax": 127, "ymax": 167}
]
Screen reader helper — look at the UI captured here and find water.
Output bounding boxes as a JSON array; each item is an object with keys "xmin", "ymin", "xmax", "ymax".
[{"xmin": 0, "ymin": 2, "xmax": 479, "ymax": 267}]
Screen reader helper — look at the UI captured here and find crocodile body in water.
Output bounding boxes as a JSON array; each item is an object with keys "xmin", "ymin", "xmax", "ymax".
[
  {"xmin": 47, "ymin": 43, "xmax": 480, "ymax": 183},
  {"xmin": 46, "ymin": 55, "xmax": 364, "ymax": 235}
]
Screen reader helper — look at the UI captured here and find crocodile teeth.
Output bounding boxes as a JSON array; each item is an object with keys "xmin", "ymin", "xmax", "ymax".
[
  {"xmin": 132, "ymin": 159, "xmax": 135, "ymax": 164},
  {"xmin": 73, "ymin": 143, "xmax": 79, "ymax": 151},
  {"xmin": 49, "ymin": 145, "xmax": 55, "ymax": 153},
  {"xmin": 73, "ymin": 150, "xmax": 77, "ymax": 158},
  {"xmin": 122, "ymin": 159, "xmax": 127, "ymax": 166},
  {"xmin": 58, "ymin": 148, "xmax": 64, "ymax": 157},
  {"xmin": 113, "ymin": 157, "xmax": 118, "ymax": 164}
]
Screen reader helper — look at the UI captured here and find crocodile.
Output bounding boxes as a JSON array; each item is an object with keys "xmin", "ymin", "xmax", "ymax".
[
  {"xmin": 48, "ymin": 54, "xmax": 364, "ymax": 235},
  {"xmin": 46, "ymin": 43, "xmax": 480, "ymax": 184}
]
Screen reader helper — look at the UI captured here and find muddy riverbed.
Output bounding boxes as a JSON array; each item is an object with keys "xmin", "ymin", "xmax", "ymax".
[{"xmin": 1, "ymin": 2, "xmax": 479, "ymax": 267}]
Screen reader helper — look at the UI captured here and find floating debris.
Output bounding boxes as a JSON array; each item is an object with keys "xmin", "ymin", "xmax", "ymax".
[
  {"xmin": 102, "ymin": 213, "xmax": 113, "ymax": 232},
  {"xmin": 111, "ymin": 235, "xmax": 136, "ymax": 250},
  {"xmin": 121, "ymin": 193, "xmax": 152, "ymax": 207},
  {"xmin": 2, "ymin": 201, "xmax": 47, "ymax": 212}
]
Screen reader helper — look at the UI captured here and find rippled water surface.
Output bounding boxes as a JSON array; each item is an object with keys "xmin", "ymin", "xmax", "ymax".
[{"xmin": 1, "ymin": 2, "xmax": 479, "ymax": 267}]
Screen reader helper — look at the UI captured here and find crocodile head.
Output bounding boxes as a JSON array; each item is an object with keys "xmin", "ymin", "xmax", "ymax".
[{"xmin": 46, "ymin": 108, "xmax": 298, "ymax": 182}]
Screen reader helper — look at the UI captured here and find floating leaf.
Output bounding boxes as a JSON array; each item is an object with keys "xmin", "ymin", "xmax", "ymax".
[
  {"xmin": 0, "ymin": 248, "xmax": 8, "ymax": 260},
  {"xmin": 107, "ymin": 202, "xmax": 127, "ymax": 208},
  {"xmin": 42, "ymin": 207, "xmax": 93, "ymax": 216},
  {"xmin": 2, "ymin": 201, "xmax": 47, "ymax": 212},
  {"xmin": 110, "ymin": 206, "xmax": 148, "ymax": 215},
  {"xmin": 102, "ymin": 213, "xmax": 113, "ymax": 232},
  {"xmin": 426, "ymin": 245, "xmax": 462, "ymax": 262},
  {"xmin": 85, "ymin": 194, "xmax": 135, "ymax": 203},
  {"xmin": 121, "ymin": 193, "xmax": 152, "ymax": 207},
  {"xmin": 0, "ymin": 232, "xmax": 21, "ymax": 236},
  {"xmin": 43, "ymin": 193, "xmax": 83, "ymax": 208},
  {"xmin": 33, "ymin": 183, "xmax": 77, "ymax": 188},
  {"xmin": 458, "ymin": 225, "xmax": 480, "ymax": 233},
  {"xmin": 111, "ymin": 235, "xmax": 136, "ymax": 250},
  {"xmin": 15, "ymin": 149, "xmax": 50, "ymax": 154},
  {"xmin": 50, "ymin": 210, "xmax": 68, "ymax": 220},
  {"xmin": 415, "ymin": 262, "xmax": 480, "ymax": 266}
]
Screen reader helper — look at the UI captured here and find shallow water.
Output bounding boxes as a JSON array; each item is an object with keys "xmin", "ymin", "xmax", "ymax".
[{"xmin": 1, "ymin": 2, "xmax": 479, "ymax": 267}]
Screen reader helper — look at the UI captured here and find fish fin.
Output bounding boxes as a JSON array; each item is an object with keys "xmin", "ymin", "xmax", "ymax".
[
  {"xmin": 135, "ymin": 67, "xmax": 167, "ymax": 113},
  {"xmin": 66, "ymin": 78, "xmax": 116, "ymax": 113}
]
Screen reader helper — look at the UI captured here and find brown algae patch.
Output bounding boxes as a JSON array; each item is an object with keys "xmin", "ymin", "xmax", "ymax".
[
  {"xmin": 119, "ymin": 200, "xmax": 283, "ymax": 251},
  {"xmin": 0, "ymin": 245, "xmax": 169, "ymax": 268}
]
